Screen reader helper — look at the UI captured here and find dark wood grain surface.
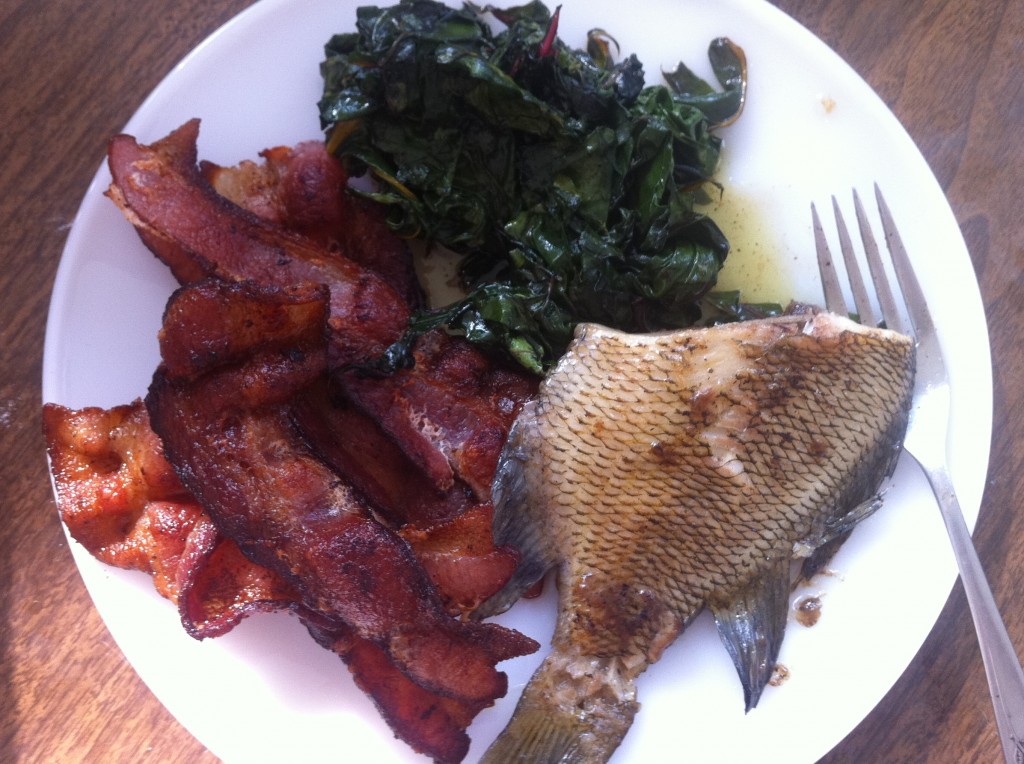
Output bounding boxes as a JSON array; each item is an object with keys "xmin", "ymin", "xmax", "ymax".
[{"xmin": 3, "ymin": 1, "xmax": 1020, "ymax": 762}]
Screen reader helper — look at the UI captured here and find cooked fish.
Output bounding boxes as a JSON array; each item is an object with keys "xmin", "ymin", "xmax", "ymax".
[{"xmin": 474, "ymin": 311, "xmax": 915, "ymax": 763}]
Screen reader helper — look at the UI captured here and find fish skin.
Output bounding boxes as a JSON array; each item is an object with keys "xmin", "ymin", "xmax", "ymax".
[{"xmin": 475, "ymin": 312, "xmax": 915, "ymax": 763}]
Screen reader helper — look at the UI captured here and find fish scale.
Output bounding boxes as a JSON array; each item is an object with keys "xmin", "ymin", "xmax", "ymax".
[{"xmin": 475, "ymin": 311, "xmax": 914, "ymax": 763}]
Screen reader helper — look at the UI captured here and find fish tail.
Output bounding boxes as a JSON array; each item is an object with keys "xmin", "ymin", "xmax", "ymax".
[
  {"xmin": 480, "ymin": 656, "xmax": 638, "ymax": 764},
  {"xmin": 480, "ymin": 706, "xmax": 583, "ymax": 763}
]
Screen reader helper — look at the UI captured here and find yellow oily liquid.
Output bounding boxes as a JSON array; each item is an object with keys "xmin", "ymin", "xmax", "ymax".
[{"xmin": 704, "ymin": 188, "xmax": 791, "ymax": 304}]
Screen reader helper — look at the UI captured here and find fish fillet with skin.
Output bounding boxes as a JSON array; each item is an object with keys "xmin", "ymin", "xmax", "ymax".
[{"xmin": 474, "ymin": 312, "xmax": 915, "ymax": 763}]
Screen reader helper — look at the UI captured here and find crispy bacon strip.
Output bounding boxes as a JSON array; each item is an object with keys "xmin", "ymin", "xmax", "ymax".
[
  {"xmin": 42, "ymin": 399, "xmax": 201, "ymax": 599},
  {"xmin": 399, "ymin": 504, "xmax": 521, "ymax": 616},
  {"xmin": 290, "ymin": 379, "xmax": 474, "ymax": 530},
  {"xmin": 175, "ymin": 516, "xmax": 298, "ymax": 639},
  {"xmin": 146, "ymin": 279, "xmax": 537, "ymax": 750},
  {"xmin": 156, "ymin": 278, "xmax": 330, "ymax": 382},
  {"xmin": 107, "ymin": 119, "xmax": 408, "ymax": 366},
  {"xmin": 150, "ymin": 386, "xmax": 522, "ymax": 701},
  {"xmin": 340, "ymin": 330, "xmax": 537, "ymax": 500},
  {"xmin": 202, "ymin": 141, "xmax": 423, "ymax": 307},
  {"xmin": 42, "ymin": 400, "xmax": 297, "ymax": 638},
  {"xmin": 291, "ymin": 381, "xmax": 521, "ymax": 614},
  {"xmin": 304, "ymin": 614, "xmax": 494, "ymax": 764}
]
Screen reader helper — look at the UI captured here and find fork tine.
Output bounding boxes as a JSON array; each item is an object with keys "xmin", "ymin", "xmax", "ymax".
[
  {"xmin": 832, "ymin": 196, "xmax": 880, "ymax": 327},
  {"xmin": 852, "ymin": 189, "xmax": 910, "ymax": 336},
  {"xmin": 873, "ymin": 184, "xmax": 935, "ymax": 340},
  {"xmin": 812, "ymin": 187, "xmax": 1024, "ymax": 762},
  {"xmin": 812, "ymin": 201, "xmax": 848, "ymax": 315}
]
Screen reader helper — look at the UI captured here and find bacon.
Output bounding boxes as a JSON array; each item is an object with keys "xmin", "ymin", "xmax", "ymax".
[
  {"xmin": 202, "ymin": 141, "xmax": 423, "ymax": 308},
  {"xmin": 105, "ymin": 118, "xmax": 538, "ymax": 589},
  {"xmin": 42, "ymin": 399, "xmax": 199, "ymax": 596},
  {"xmin": 107, "ymin": 119, "xmax": 408, "ymax": 366},
  {"xmin": 291, "ymin": 381, "xmax": 522, "ymax": 615},
  {"xmin": 146, "ymin": 279, "xmax": 537, "ymax": 753},
  {"xmin": 43, "ymin": 394, "xmax": 533, "ymax": 762},
  {"xmin": 303, "ymin": 614, "xmax": 500, "ymax": 764},
  {"xmin": 290, "ymin": 380, "xmax": 474, "ymax": 530},
  {"xmin": 157, "ymin": 279, "xmax": 330, "ymax": 384},
  {"xmin": 42, "ymin": 400, "xmax": 297, "ymax": 638},
  {"xmin": 150, "ymin": 382, "xmax": 519, "ymax": 701},
  {"xmin": 45, "ymin": 120, "xmax": 550, "ymax": 763},
  {"xmin": 341, "ymin": 330, "xmax": 538, "ymax": 500},
  {"xmin": 399, "ymin": 504, "xmax": 521, "ymax": 615},
  {"xmin": 106, "ymin": 120, "xmax": 539, "ymax": 497},
  {"xmin": 175, "ymin": 516, "xmax": 298, "ymax": 639}
]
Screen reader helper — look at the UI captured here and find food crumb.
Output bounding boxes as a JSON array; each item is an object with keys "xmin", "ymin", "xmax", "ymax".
[
  {"xmin": 770, "ymin": 663, "xmax": 790, "ymax": 686},
  {"xmin": 821, "ymin": 96, "xmax": 836, "ymax": 113},
  {"xmin": 794, "ymin": 594, "xmax": 823, "ymax": 627}
]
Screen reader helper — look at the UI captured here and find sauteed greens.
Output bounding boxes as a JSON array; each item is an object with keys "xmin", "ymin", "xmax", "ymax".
[{"xmin": 319, "ymin": 0, "xmax": 755, "ymax": 373}]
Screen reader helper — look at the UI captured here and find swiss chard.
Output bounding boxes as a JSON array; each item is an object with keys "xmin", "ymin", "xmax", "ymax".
[{"xmin": 320, "ymin": 0, "xmax": 756, "ymax": 374}]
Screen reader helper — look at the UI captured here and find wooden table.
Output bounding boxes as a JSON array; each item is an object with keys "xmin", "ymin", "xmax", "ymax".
[{"xmin": 2, "ymin": 1, "xmax": 1020, "ymax": 761}]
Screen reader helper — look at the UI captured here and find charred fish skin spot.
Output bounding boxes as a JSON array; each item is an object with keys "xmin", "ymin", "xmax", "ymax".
[
  {"xmin": 567, "ymin": 577, "xmax": 682, "ymax": 661},
  {"xmin": 480, "ymin": 312, "xmax": 914, "ymax": 762}
]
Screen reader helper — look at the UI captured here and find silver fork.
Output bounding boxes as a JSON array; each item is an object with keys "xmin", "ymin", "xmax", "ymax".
[{"xmin": 812, "ymin": 186, "xmax": 1024, "ymax": 764}]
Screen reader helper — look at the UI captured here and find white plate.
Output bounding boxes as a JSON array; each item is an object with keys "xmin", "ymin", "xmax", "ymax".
[{"xmin": 42, "ymin": 0, "xmax": 992, "ymax": 762}]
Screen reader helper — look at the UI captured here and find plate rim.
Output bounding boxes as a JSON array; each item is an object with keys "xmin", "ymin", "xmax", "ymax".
[{"xmin": 41, "ymin": 1, "xmax": 993, "ymax": 762}]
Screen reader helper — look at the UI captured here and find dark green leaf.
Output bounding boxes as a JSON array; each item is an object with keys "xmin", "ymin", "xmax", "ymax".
[
  {"xmin": 663, "ymin": 37, "xmax": 747, "ymax": 127},
  {"xmin": 319, "ymin": 0, "xmax": 753, "ymax": 373}
]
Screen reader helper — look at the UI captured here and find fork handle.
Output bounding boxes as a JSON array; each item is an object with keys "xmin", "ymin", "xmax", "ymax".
[{"xmin": 919, "ymin": 460, "xmax": 1024, "ymax": 764}]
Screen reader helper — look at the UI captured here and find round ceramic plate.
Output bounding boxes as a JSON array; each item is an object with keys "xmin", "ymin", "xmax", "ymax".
[{"xmin": 42, "ymin": 0, "xmax": 992, "ymax": 761}]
